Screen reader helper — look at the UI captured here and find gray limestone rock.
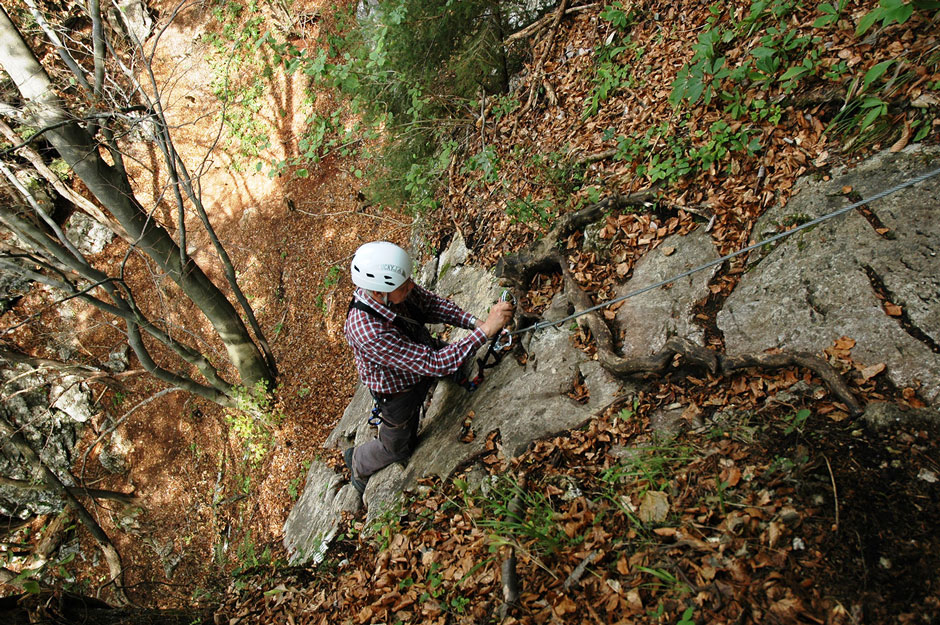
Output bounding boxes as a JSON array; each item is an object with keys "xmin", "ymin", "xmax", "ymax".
[
  {"xmin": 0, "ymin": 365, "xmax": 91, "ymax": 518},
  {"xmin": 65, "ymin": 212, "xmax": 114, "ymax": 256},
  {"xmin": 613, "ymin": 227, "xmax": 720, "ymax": 357},
  {"xmin": 862, "ymin": 401, "xmax": 940, "ymax": 431},
  {"xmin": 50, "ymin": 376, "xmax": 93, "ymax": 424},
  {"xmin": 718, "ymin": 146, "xmax": 940, "ymax": 404},
  {"xmin": 437, "ymin": 231, "xmax": 469, "ymax": 277},
  {"xmin": 282, "ymin": 461, "xmax": 361, "ymax": 565}
]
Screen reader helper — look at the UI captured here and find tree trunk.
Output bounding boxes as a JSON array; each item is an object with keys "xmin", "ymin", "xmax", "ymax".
[{"xmin": 0, "ymin": 6, "xmax": 273, "ymax": 390}]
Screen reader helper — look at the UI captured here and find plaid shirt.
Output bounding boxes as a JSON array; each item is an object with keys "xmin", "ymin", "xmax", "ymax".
[{"xmin": 345, "ymin": 285, "xmax": 487, "ymax": 394}]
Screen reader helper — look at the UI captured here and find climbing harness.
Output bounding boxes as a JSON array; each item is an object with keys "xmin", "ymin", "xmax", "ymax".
[{"xmin": 505, "ymin": 165, "xmax": 940, "ymax": 339}]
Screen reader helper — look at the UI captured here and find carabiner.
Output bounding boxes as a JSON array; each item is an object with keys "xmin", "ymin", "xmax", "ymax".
[
  {"xmin": 368, "ymin": 401, "xmax": 383, "ymax": 426},
  {"xmin": 494, "ymin": 329, "xmax": 512, "ymax": 351}
]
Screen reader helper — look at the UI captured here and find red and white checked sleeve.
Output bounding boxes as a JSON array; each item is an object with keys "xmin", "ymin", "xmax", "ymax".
[{"xmin": 409, "ymin": 284, "xmax": 477, "ymax": 329}]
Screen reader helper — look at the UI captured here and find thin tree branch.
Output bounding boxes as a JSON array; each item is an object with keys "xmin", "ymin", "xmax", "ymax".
[
  {"xmin": 22, "ymin": 0, "xmax": 94, "ymax": 94},
  {"xmin": 0, "ymin": 117, "xmax": 131, "ymax": 241},
  {"xmin": 0, "ymin": 477, "xmax": 138, "ymax": 505}
]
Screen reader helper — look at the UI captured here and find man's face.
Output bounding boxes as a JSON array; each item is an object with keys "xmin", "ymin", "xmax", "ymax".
[{"xmin": 386, "ymin": 278, "xmax": 414, "ymax": 305}]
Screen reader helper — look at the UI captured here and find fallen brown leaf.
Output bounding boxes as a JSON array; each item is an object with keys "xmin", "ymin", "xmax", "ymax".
[{"xmin": 890, "ymin": 119, "xmax": 911, "ymax": 152}]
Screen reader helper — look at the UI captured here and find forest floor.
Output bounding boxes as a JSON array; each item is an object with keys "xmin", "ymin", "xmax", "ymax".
[{"xmin": 2, "ymin": 0, "xmax": 939, "ymax": 623}]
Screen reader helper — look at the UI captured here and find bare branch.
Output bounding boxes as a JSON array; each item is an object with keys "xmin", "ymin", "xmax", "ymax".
[
  {"xmin": 0, "ymin": 477, "xmax": 138, "ymax": 505},
  {"xmin": 22, "ymin": 0, "xmax": 94, "ymax": 94},
  {"xmin": 0, "ymin": 117, "xmax": 131, "ymax": 241}
]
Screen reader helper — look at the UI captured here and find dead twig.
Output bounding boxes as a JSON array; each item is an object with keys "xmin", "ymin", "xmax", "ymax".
[
  {"xmin": 563, "ymin": 550, "xmax": 598, "ymax": 591},
  {"xmin": 824, "ymin": 455, "xmax": 839, "ymax": 530},
  {"xmin": 523, "ymin": 0, "xmax": 570, "ymax": 112},
  {"xmin": 499, "ymin": 470, "xmax": 528, "ymax": 621},
  {"xmin": 504, "ymin": 3, "xmax": 599, "ymax": 45}
]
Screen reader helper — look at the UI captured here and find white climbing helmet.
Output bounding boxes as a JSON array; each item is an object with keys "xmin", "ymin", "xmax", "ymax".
[{"xmin": 350, "ymin": 241, "xmax": 413, "ymax": 292}]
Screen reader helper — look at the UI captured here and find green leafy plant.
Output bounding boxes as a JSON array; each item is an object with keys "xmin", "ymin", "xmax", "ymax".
[
  {"xmin": 203, "ymin": 1, "xmax": 273, "ymax": 169},
  {"xmin": 491, "ymin": 94, "xmax": 520, "ymax": 121},
  {"xmin": 225, "ymin": 380, "xmax": 283, "ymax": 465},
  {"xmin": 637, "ymin": 566, "xmax": 693, "ymax": 593},
  {"xmin": 677, "ymin": 606, "xmax": 697, "ymax": 625},
  {"xmin": 471, "ymin": 474, "xmax": 574, "ymax": 556},
  {"xmin": 856, "ymin": 0, "xmax": 920, "ymax": 36},
  {"xmin": 287, "ymin": 460, "xmax": 310, "ymax": 500},
  {"xmin": 813, "ymin": 0, "xmax": 850, "ymax": 28},
  {"xmin": 600, "ymin": 1, "xmax": 636, "ymax": 30},
  {"xmin": 784, "ymin": 408, "xmax": 812, "ymax": 435},
  {"xmin": 506, "ymin": 197, "xmax": 555, "ymax": 229}
]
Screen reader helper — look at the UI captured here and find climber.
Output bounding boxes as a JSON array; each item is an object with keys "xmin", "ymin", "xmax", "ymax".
[{"xmin": 341, "ymin": 241, "xmax": 513, "ymax": 495}]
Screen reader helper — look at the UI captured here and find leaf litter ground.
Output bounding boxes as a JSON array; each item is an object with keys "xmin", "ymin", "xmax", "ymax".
[{"xmin": 2, "ymin": 0, "xmax": 938, "ymax": 623}]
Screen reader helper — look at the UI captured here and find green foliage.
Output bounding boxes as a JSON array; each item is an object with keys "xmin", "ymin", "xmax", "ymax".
[
  {"xmin": 668, "ymin": 0, "xmax": 834, "ymax": 107},
  {"xmin": 600, "ymin": 1, "xmax": 636, "ymax": 30},
  {"xmin": 225, "ymin": 380, "xmax": 283, "ymax": 465},
  {"xmin": 491, "ymin": 94, "xmax": 520, "ymax": 121},
  {"xmin": 463, "ymin": 144, "xmax": 501, "ymax": 186},
  {"xmin": 657, "ymin": 0, "xmax": 936, "ymax": 155},
  {"xmin": 784, "ymin": 408, "xmax": 812, "ymax": 435},
  {"xmin": 614, "ymin": 118, "xmax": 760, "ymax": 185},
  {"xmin": 812, "ymin": 0, "xmax": 850, "ymax": 28},
  {"xmin": 232, "ymin": 531, "xmax": 273, "ymax": 574},
  {"xmin": 367, "ymin": 497, "xmax": 406, "ymax": 550},
  {"xmin": 47, "ymin": 158, "xmax": 71, "ymax": 181},
  {"xmin": 854, "ymin": 0, "xmax": 938, "ymax": 36},
  {"xmin": 287, "ymin": 460, "xmax": 310, "ymax": 500},
  {"xmin": 616, "ymin": 396, "xmax": 640, "ymax": 420},
  {"xmin": 676, "ymin": 606, "xmax": 697, "ymax": 625},
  {"xmin": 468, "ymin": 474, "xmax": 576, "ymax": 556},
  {"xmin": 506, "ymin": 197, "xmax": 554, "ymax": 228},
  {"xmin": 637, "ymin": 566, "xmax": 693, "ymax": 593},
  {"xmin": 312, "ymin": 265, "xmax": 343, "ymax": 315},
  {"xmin": 584, "ymin": 38, "xmax": 640, "ymax": 118},
  {"xmin": 584, "ymin": 3, "xmax": 640, "ymax": 117},
  {"xmin": 303, "ymin": 0, "xmax": 537, "ymax": 214},
  {"xmin": 203, "ymin": 0, "xmax": 273, "ymax": 169}
]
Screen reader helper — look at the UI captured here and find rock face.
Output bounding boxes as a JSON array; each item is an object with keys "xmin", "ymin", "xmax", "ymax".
[
  {"xmin": 65, "ymin": 212, "xmax": 115, "ymax": 256},
  {"xmin": 718, "ymin": 146, "xmax": 940, "ymax": 404},
  {"xmin": 282, "ymin": 462, "xmax": 361, "ymax": 565},
  {"xmin": 613, "ymin": 226, "xmax": 720, "ymax": 357},
  {"xmin": 0, "ymin": 366, "xmax": 94, "ymax": 517},
  {"xmin": 284, "ymin": 240, "xmax": 625, "ymax": 561}
]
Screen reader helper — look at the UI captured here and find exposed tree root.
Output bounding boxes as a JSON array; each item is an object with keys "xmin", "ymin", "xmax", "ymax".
[
  {"xmin": 497, "ymin": 214, "xmax": 862, "ymax": 415},
  {"xmin": 496, "ymin": 190, "xmax": 657, "ymax": 292}
]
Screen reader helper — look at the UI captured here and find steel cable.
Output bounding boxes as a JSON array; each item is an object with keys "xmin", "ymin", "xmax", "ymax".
[{"xmin": 509, "ymin": 164, "xmax": 940, "ymax": 337}]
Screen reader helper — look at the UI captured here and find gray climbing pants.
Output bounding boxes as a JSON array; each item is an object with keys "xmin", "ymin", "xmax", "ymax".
[{"xmin": 352, "ymin": 378, "xmax": 434, "ymax": 479}]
